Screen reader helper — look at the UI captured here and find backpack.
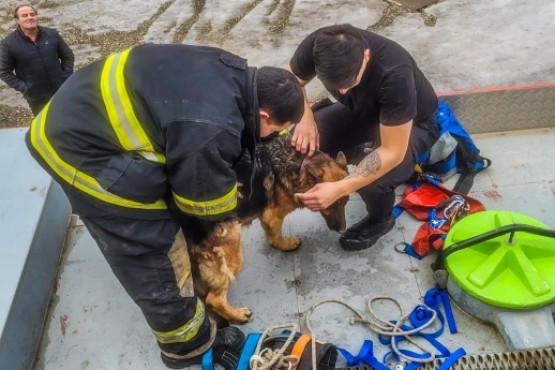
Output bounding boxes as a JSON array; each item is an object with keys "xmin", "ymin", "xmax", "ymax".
[{"xmin": 418, "ymin": 101, "xmax": 492, "ymax": 194}]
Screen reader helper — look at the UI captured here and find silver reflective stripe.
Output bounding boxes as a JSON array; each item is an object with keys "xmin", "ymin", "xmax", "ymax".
[
  {"xmin": 29, "ymin": 103, "xmax": 167, "ymax": 209},
  {"xmin": 152, "ymin": 299, "xmax": 206, "ymax": 344}
]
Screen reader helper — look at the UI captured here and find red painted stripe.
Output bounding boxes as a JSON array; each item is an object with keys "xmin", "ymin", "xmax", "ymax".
[{"xmin": 438, "ymin": 82, "xmax": 555, "ymax": 97}]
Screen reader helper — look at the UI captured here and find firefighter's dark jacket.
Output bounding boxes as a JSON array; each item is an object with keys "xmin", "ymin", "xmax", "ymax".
[
  {"xmin": 26, "ymin": 44, "xmax": 260, "ymax": 221},
  {"xmin": 0, "ymin": 26, "xmax": 74, "ymax": 103}
]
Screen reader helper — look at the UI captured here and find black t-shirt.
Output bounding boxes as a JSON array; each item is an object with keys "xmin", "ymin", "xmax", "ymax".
[{"xmin": 290, "ymin": 27, "xmax": 438, "ymax": 129}]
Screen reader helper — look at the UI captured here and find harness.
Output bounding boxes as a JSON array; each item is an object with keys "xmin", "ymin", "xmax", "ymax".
[
  {"xmin": 393, "ymin": 176, "xmax": 485, "ymax": 258},
  {"xmin": 198, "ymin": 289, "xmax": 465, "ymax": 370}
]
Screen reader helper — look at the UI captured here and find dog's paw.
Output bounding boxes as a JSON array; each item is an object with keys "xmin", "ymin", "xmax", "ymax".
[
  {"xmin": 271, "ymin": 236, "xmax": 302, "ymax": 251},
  {"xmin": 230, "ymin": 307, "xmax": 253, "ymax": 324}
]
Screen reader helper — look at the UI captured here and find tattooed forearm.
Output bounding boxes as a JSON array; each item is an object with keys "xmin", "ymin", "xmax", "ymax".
[{"xmin": 347, "ymin": 151, "xmax": 382, "ymax": 178}]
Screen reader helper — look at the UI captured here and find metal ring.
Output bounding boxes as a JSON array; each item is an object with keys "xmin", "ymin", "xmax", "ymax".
[{"xmin": 394, "ymin": 242, "xmax": 409, "ymax": 254}]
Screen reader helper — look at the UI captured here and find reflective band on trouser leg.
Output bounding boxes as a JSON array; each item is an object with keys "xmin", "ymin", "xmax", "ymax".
[
  {"xmin": 168, "ymin": 230, "xmax": 195, "ymax": 298},
  {"xmin": 100, "ymin": 47, "xmax": 165, "ymax": 164},
  {"xmin": 161, "ymin": 319, "xmax": 217, "ymax": 361},
  {"xmin": 28, "ymin": 103, "xmax": 167, "ymax": 210},
  {"xmin": 153, "ymin": 299, "xmax": 206, "ymax": 344},
  {"xmin": 172, "ymin": 183, "xmax": 238, "ymax": 217}
]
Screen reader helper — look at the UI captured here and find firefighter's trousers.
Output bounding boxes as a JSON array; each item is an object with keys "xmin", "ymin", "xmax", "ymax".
[{"xmin": 79, "ymin": 213, "xmax": 216, "ymax": 359}]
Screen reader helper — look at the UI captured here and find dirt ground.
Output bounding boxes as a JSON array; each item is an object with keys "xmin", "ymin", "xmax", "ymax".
[{"xmin": 1, "ymin": 0, "xmax": 554, "ymax": 128}]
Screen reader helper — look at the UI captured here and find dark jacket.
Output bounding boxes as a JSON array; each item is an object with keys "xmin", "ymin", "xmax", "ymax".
[
  {"xmin": 26, "ymin": 44, "xmax": 260, "ymax": 222},
  {"xmin": 0, "ymin": 26, "xmax": 74, "ymax": 103}
]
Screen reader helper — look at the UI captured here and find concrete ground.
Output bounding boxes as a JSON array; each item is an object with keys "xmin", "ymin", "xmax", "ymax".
[{"xmin": 32, "ymin": 127, "xmax": 555, "ymax": 370}]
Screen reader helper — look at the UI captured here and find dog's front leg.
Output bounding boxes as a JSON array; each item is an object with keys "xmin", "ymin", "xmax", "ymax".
[
  {"xmin": 199, "ymin": 222, "xmax": 253, "ymax": 324},
  {"xmin": 205, "ymin": 283, "xmax": 252, "ymax": 324},
  {"xmin": 260, "ymin": 206, "xmax": 301, "ymax": 251}
]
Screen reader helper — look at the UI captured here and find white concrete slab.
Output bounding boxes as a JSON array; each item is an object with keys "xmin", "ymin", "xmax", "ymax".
[
  {"xmin": 30, "ymin": 128, "xmax": 555, "ymax": 370},
  {"xmin": 0, "ymin": 128, "xmax": 71, "ymax": 370}
]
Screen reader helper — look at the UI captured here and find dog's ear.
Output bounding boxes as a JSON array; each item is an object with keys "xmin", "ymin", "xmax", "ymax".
[
  {"xmin": 306, "ymin": 162, "xmax": 324, "ymax": 179},
  {"xmin": 335, "ymin": 151, "xmax": 347, "ymax": 169}
]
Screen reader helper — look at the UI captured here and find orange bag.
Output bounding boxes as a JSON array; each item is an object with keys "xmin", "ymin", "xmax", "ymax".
[{"xmin": 395, "ymin": 178, "xmax": 485, "ymax": 257}]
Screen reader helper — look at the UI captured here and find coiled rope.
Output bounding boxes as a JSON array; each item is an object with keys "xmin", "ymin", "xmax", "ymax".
[
  {"xmin": 250, "ymin": 323, "xmax": 301, "ymax": 370},
  {"xmin": 304, "ymin": 296, "xmax": 439, "ymax": 369}
]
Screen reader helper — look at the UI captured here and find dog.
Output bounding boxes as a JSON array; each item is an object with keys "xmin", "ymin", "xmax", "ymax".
[{"xmin": 178, "ymin": 132, "xmax": 349, "ymax": 324}]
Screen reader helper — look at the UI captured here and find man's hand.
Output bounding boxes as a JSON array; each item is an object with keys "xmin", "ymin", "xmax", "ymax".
[
  {"xmin": 294, "ymin": 182, "xmax": 344, "ymax": 211},
  {"xmin": 286, "ymin": 65, "xmax": 319, "ymax": 156},
  {"xmin": 291, "ymin": 117, "xmax": 319, "ymax": 156}
]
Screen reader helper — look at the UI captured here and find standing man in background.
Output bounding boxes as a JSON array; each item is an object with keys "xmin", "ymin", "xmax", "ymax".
[{"xmin": 0, "ymin": 4, "xmax": 74, "ymax": 115}]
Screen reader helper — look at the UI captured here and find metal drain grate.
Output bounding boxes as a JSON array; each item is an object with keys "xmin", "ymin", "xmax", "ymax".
[{"xmin": 418, "ymin": 347, "xmax": 555, "ymax": 370}]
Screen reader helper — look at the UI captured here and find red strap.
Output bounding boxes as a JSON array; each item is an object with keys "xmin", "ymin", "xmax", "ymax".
[
  {"xmin": 412, "ymin": 226, "xmax": 447, "ymax": 256},
  {"xmin": 399, "ymin": 182, "xmax": 485, "ymax": 221}
]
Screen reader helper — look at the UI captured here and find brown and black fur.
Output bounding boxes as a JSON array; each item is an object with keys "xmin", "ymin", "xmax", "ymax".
[{"xmin": 180, "ymin": 133, "xmax": 349, "ymax": 324}]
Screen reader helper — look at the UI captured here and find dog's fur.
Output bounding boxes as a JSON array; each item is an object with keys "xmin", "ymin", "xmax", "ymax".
[{"xmin": 181, "ymin": 133, "xmax": 349, "ymax": 324}]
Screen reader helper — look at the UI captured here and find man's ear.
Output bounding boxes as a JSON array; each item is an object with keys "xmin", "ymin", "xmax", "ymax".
[
  {"xmin": 259, "ymin": 109, "xmax": 270, "ymax": 120},
  {"xmin": 259, "ymin": 108, "xmax": 280, "ymax": 137},
  {"xmin": 364, "ymin": 49, "xmax": 371, "ymax": 63}
]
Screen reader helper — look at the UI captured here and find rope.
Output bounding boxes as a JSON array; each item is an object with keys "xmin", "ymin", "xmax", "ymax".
[
  {"xmin": 304, "ymin": 296, "xmax": 439, "ymax": 366},
  {"xmin": 250, "ymin": 323, "xmax": 301, "ymax": 370}
]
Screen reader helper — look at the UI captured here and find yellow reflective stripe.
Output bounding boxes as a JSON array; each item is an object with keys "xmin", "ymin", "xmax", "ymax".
[
  {"xmin": 100, "ymin": 48, "xmax": 165, "ymax": 164},
  {"xmin": 29, "ymin": 103, "xmax": 167, "ymax": 210},
  {"xmin": 173, "ymin": 183, "xmax": 237, "ymax": 217},
  {"xmin": 152, "ymin": 299, "xmax": 205, "ymax": 344}
]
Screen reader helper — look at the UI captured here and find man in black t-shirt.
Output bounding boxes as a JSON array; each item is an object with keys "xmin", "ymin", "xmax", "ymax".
[{"xmin": 290, "ymin": 24, "xmax": 440, "ymax": 251}]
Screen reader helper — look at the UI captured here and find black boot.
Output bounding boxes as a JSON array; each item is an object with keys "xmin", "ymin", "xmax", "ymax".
[
  {"xmin": 339, "ymin": 215, "xmax": 395, "ymax": 251},
  {"xmin": 161, "ymin": 326, "xmax": 245, "ymax": 369}
]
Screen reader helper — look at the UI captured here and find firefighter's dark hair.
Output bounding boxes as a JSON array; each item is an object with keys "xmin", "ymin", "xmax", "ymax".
[
  {"xmin": 256, "ymin": 66, "xmax": 304, "ymax": 126},
  {"xmin": 313, "ymin": 24, "xmax": 365, "ymax": 91},
  {"xmin": 14, "ymin": 4, "xmax": 37, "ymax": 18}
]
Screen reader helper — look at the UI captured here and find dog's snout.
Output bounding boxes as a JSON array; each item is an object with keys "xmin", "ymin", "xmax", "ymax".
[{"xmin": 322, "ymin": 212, "xmax": 347, "ymax": 234}]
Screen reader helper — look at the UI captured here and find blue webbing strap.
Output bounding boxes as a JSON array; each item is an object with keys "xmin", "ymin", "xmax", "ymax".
[
  {"xmin": 339, "ymin": 289, "xmax": 463, "ymax": 370},
  {"xmin": 237, "ymin": 332, "xmax": 262, "ymax": 370},
  {"xmin": 438, "ymin": 348, "xmax": 466, "ymax": 370},
  {"xmin": 377, "ymin": 297, "xmax": 464, "ymax": 369},
  {"xmin": 339, "ymin": 340, "xmax": 389, "ymax": 370},
  {"xmin": 399, "ymin": 243, "xmax": 425, "ymax": 260},
  {"xmin": 424, "ymin": 288, "xmax": 458, "ymax": 334},
  {"xmin": 202, "ymin": 348, "xmax": 214, "ymax": 370},
  {"xmin": 393, "ymin": 204, "xmax": 406, "ymax": 219}
]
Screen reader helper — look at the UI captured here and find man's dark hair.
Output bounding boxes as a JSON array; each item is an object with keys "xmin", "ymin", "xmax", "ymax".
[
  {"xmin": 313, "ymin": 24, "xmax": 365, "ymax": 91},
  {"xmin": 14, "ymin": 4, "xmax": 37, "ymax": 18},
  {"xmin": 256, "ymin": 66, "xmax": 304, "ymax": 125}
]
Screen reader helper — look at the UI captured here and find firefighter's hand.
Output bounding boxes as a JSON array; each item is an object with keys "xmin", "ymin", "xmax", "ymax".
[
  {"xmin": 237, "ymin": 182, "xmax": 244, "ymax": 199},
  {"xmin": 292, "ymin": 117, "xmax": 319, "ymax": 157},
  {"xmin": 294, "ymin": 182, "xmax": 342, "ymax": 211}
]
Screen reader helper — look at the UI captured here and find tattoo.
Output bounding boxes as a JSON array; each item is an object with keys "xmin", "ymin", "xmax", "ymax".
[{"xmin": 347, "ymin": 151, "xmax": 382, "ymax": 178}]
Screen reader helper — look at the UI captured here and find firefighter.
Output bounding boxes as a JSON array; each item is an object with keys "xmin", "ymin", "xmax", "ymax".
[{"xmin": 26, "ymin": 44, "xmax": 304, "ymax": 369}]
